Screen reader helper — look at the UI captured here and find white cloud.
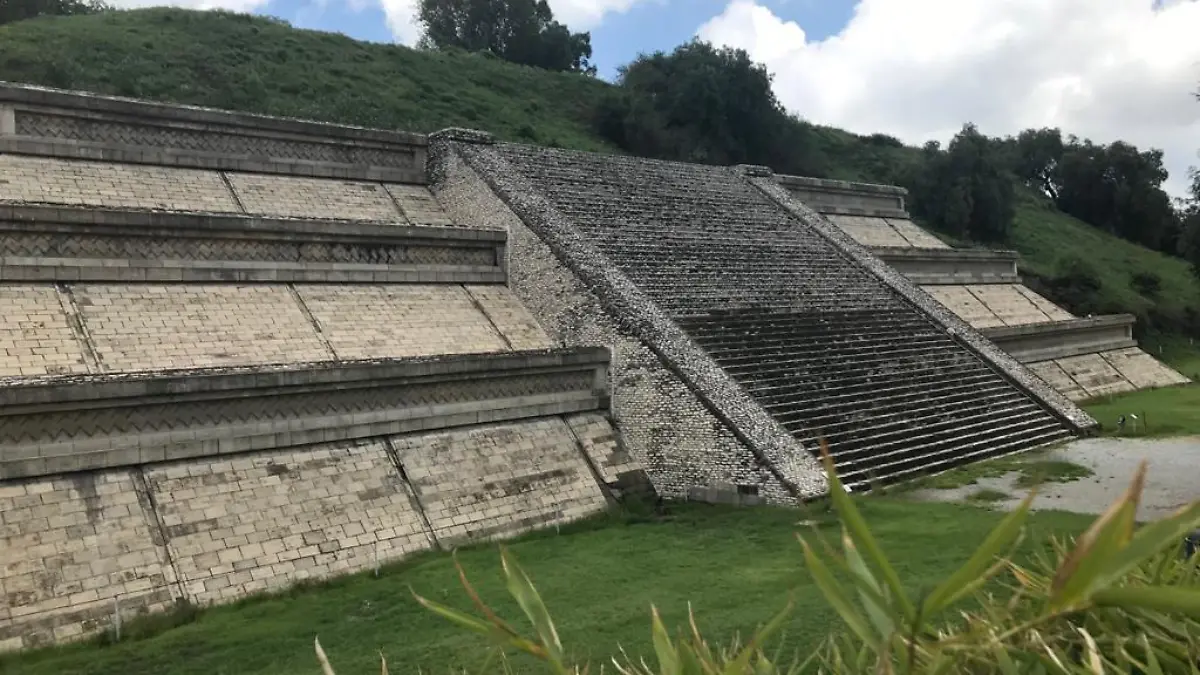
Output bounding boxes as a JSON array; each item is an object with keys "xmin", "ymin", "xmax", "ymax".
[
  {"xmin": 378, "ymin": 0, "xmax": 646, "ymax": 46},
  {"xmin": 698, "ymin": 0, "xmax": 1200, "ymax": 198}
]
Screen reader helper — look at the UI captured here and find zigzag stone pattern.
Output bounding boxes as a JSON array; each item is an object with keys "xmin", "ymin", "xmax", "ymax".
[{"xmin": 478, "ymin": 142, "xmax": 1079, "ymax": 488}]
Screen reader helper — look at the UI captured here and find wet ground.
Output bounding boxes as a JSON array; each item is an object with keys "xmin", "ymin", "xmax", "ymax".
[{"xmin": 907, "ymin": 436, "xmax": 1200, "ymax": 521}]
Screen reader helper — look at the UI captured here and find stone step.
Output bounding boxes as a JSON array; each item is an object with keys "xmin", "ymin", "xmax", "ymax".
[
  {"xmin": 715, "ymin": 341, "xmax": 969, "ymax": 372},
  {"xmin": 773, "ymin": 385, "xmax": 1029, "ymax": 434},
  {"xmin": 694, "ymin": 327, "xmax": 946, "ymax": 354},
  {"xmin": 752, "ymin": 370, "xmax": 1001, "ymax": 406},
  {"xmin": 839, "ymin": 426, "xmax": 1072, "ymax": 490},
  {"xmin": 721, "ymin": 351, "xmax": 984, "ymax": 386},
  {"xmin": 822, "ymin": 405, "xmax": 1053, "ymax": 465}
]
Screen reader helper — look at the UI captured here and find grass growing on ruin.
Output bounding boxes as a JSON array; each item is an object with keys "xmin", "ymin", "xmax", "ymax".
[
  {"xmin": 899, "ymin": 453, "xmax": 1093, "ymax": 493},
  {"xmin": 1083, "ymin": 383, "xmax": 1200, "ymax": 438},
  {"xmin": 0, "ymin": 499, "xmax": 1097, "ymax": 675},
  {"xmin": 0, "ymin": 8, "xmax": 616, "ymax": 152}
]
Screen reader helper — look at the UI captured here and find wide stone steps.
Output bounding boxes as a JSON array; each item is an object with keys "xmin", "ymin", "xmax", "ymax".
[
  {"xmin": 751, "ymin": 370, "xmax": 1001, "ymax": 407},
  {"xmin": 494, "ymin": 143, "xmax": 1077, "ymax": 492},
  {"xmin": 680, "ymin": 308, "xmax": 1067, "ymax": 487},
  {"xmin": 809, "ymin": 403, "xmax": 1051, "ymax": 461},
  {"xmin": 838, "ymin": 426, "xmax": 1072, "ymax": 490}
]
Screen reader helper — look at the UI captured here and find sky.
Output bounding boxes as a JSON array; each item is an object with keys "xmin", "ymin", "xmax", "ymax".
[{"xmin": 107, "ymin": 0, "xmax": 1200, "ymax": 198}]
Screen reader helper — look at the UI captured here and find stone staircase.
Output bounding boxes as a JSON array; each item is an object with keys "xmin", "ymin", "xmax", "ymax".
[
  {"xmin": 774, "ymin": 174, "xmax": 1191, "ymax": 404},
  {"xmin": 467, "ymin": 144, "xmax": 1082, "ymax": 490}
]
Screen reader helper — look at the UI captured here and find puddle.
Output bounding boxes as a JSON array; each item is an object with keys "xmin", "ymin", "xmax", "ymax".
[{"xmin": 906, "ymin": 436, "xmax": 1200, "ymax": 521}]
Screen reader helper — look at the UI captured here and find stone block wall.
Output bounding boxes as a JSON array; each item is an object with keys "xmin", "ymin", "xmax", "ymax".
[
  {"xmin": 0, "ymin": 82, "xmax": 425, "ymax": 182},
  {"xmin": 0, "ymin": 281, "xmax": 549, "ymax": 378},
  {"xmin": 0, "ymin": 470, "xmax": 179, "ymax": 651},
  {"xmin": 0, "ymin": 413, "xmax": 616, "ymax": 652},
  {"xmin": 0, "ymin": 154, "xmax": 450, "ymax": 225}
]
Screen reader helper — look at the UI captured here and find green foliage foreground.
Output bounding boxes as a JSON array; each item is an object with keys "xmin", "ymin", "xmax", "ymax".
[{"xmin": 323, "ymin": 445, "xmax": 1200, "ymax": 674}]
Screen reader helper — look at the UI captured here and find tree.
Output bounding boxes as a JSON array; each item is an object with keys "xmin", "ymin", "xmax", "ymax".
[
  {"xmin": 1182, "ymin": 167, "xmax": 1200, "ymax": 281},
  {"xmin": 0, "ymin": 0, "xmax": 108, "ymax": 25},
  {"xmin": 594, "ymin": 39, "xmax": 827, "ymax": 176},
  {"xmin": 1010, "ymin": 127, "xmax": 1064, "ymax": 200},
  {"xmin": 906, "ymin": 124, "xmax": 1015, "ymax": 243},
  {"xmin": 416, "ymin": 0, "xmax": 595, "ymax": 74}
]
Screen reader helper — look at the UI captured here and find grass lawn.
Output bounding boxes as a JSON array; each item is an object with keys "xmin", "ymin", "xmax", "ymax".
[
  {"xmin": 1082, "ymin": 383, "xmax": 1200, "ymax": 438},
  {"xmin": 0, "ymin": 501, "xmax": 1096, "ymax": 675}
]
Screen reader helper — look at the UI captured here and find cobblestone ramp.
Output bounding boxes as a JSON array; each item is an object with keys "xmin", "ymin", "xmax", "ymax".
[{"xmin": 488, "ymin": 144, "xmax": 1076, "ymax": 487}]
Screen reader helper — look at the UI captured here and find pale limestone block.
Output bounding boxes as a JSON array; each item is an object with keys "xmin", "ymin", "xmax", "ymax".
[
  {"xmin": 0, "ymin": 285, "xmax": 89, "ymax": 378},
  {"xmin": 73, "ymin": 284, "xmax": 330, "ymax": 372},
  {"xmin": 295, "ymin": 284, "xmax": 508, "ymax": 359},
  {"xmin": 226, "ymin": 173, "xmax": 400, "ymax": 222},
  {"xmin": 1054, "ymin": 353, "xmax": 1136, "ymax": 399},
  {"xmin": 922, "ymin": 285, "xmax": 1005, "ymax": 328},
  {"xmin": 0, "ymin": 154, "xmax": 238, "ymax": 213},
  {"xmin": 145, "ymin": 439, "xmax": 432, "ymax": 605},
  {"xmin": 964, "ymin": 284, "xmax": 1054, "ymax": 327}
]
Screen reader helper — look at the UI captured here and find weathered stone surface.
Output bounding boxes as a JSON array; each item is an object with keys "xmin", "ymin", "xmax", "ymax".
[
  {"xmin": 0, "ymin": 155, "xmax": 239, "ymax": 213},
  {"xmin": 826, "ymin": 214, "xmax": 911, "ymax": 248},
  {"xmin": 886, "ymin": 218, "xmax": 949, "ymax": 248},
  {"xmin": 0, "ymin": 285, "xmax": 90, "ymax": 377},
  {"xmin": 565, "ymin": 412, "xmax": 642, "ymax": 485},
  {"xmin": 295, "ymin": 284, "xmax": 510, "ymax": 359},
  {"xmin": 429, "ymin": 140, "xmax": 809, "ymax": 501},
  {"xmin": 74, "ymin": 284, "xmax": 333, "ymax": 371},
  {"xmin": 392, "ymin": 418, "xmax": 609, "ymax": 545},
  {"xmin": 0, "ymin": 82, "xmax": 426, "ymax": 182},
  {"xmin": 464, "ymin": 284, "xmax": 553, "ymax": 351},
  {"xmin": 226, "ymin": 173, "xmax": 403, "ymax": 222},
  {"xmin": 440, "ymin": 140, "xmax": 1081, "ymax": 487},
  {"xmin": 1100, "ymin": 346, "xmax": 1190, "ymax": 389},
  {"xmin": 144, "ymin": 439, "xmax": 432, "ymax": 605},
  {"xmin": 0, "ymin": 470, "xmax": 178, "ymax": 651},
  {"xmin": 385, "ymin": 184, "xmax": 456, "ymax": 227}
]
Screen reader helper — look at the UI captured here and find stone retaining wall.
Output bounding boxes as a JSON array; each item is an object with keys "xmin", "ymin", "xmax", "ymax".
[
  {"xmin": 0, "ymin": 413, "xmax": 613, "ymax": 651},
  {"xmin": 0, "ymin": 82, "xmax": 425, "ymax": 182}
]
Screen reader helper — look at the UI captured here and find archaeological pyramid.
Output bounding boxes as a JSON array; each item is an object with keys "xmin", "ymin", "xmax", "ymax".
[
  {"xmin": 0, "ymin": 83, "xmax": 641, "ymax": 650},
  {"xmin": 777, "ymin": 174, "xmax": 1191, "ymax": 400},
  {"xmin": 431, "ymin": 134, "xmax": 1097, "ymax": 500},
  {"xmin": 0, "ymin": 82, "xmax": 1159, "ymax": 652}
]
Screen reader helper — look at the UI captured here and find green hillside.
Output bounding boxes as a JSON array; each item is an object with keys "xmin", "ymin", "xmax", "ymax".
[
  {"xmin": 0, "ymin": 7, "xmax": 1197, "ymax": 371},
  {"xmin": 0, "ymin": 7, "xmax": 614, "ymax": 150}
]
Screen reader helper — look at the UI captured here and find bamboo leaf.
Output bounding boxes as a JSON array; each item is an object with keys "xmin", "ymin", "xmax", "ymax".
[
  {"xmin": 500, "ymin": 546, "xmax": 565, "ymax": 665},
  {"xmin": 1092, "ymin": 586, "xmax": 1200, "ymax": 615},
  {"xmin": 411, "ymin": 591, "xmax": 496, "ymax": 636},
  {"xmin": 817, "ymin": 439, "xmax": 916, "ymax": 622},
  {"xmin": 840, "ymin": 530, "xmax": 896, "ymax": 641},
  {"xmin": 1050, "ymin": 462, "xmax": 1147, "ymax": 609},
  {"xmin": 799, "ymin": 533, "xmax": 878, "ymax": 647},
  {"xmin": 1092, "ymin": 500, "xmax": 1200, "ymax": 592},
  {"xmin": 923, "ymin": 488, "xmax": 1033, "ymax": 616},
  {"xmin": 650, "ymin": 605, "xmax": 680, "ymax": 675}
]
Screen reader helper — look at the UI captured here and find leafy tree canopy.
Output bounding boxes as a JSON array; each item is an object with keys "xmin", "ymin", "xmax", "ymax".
[
  {"xmin": 417, "ymin": 0, "xmax": 594, "ymax": 74},
  {"xmin": 905, "ymin": 124, "xmax": 1016, "ymax": 243},
  {"xmin": 0, "ymin": 0, "xmax": 107, "ymax": 26},
  {"xmin": 595, "ymin": 39, "xmax": 828, "ymax": 177}
]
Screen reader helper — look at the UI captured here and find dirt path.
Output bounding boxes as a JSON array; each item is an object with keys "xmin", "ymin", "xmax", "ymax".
[{"xmin": 907, "ymin": 436, "xmax": 1200, "ymax": 521}]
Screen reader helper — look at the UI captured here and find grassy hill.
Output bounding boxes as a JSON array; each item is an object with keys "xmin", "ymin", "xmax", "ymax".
[{"xmin": 0, "ymin": 7, "xmax": 1197, "ymax": 372}]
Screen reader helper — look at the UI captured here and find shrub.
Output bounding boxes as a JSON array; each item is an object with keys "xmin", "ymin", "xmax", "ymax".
[{"xmin": 316, "ymin": 443, "xmax": 1200, "ymax": 673}]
